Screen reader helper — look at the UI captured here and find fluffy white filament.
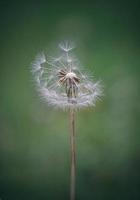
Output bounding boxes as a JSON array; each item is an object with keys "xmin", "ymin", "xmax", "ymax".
[{"xmin": 32, "ymin": 42, "xmax": 102, "ymax": 109}]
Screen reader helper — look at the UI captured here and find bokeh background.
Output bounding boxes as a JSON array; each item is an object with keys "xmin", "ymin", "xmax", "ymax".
[{"xmin": 0, "ymin": 1, "xmax": 140, "ymax": 200}]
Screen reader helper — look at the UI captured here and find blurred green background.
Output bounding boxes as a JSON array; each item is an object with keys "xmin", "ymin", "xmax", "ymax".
[{"xmin": 0, "ymin": 1, "xmax": 140, "ymax": 200}]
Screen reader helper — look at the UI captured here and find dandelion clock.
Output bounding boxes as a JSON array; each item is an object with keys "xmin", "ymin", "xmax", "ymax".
[{"xmin": 32, "ymin": 42, "xmax": 102, "ymax": 200}]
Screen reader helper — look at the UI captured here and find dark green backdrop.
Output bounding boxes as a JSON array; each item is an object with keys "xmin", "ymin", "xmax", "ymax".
[{"xmin": 0, "ymin": 1, "xmax": 140, "ymax": 200}]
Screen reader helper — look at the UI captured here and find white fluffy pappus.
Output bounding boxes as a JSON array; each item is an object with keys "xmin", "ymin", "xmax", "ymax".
[{"xmin": 32, "ymin": 42, "xmax": 102, "ymax": 109}]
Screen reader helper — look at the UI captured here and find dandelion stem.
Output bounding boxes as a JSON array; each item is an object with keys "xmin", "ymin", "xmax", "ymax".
[{"xmin": 69, "ymin": 108, "xmax": 76, "ymax": 200}]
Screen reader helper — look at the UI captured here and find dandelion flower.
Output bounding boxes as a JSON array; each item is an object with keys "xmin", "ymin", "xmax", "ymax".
[{"xmin": 32, "ymin": 42, "xmax": 103, "ymax": 200}]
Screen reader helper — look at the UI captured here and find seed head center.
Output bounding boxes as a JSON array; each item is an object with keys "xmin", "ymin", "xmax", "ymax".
[{"xmin": 66, "ymin": 72, "xmax": 77, "ymax": 79}]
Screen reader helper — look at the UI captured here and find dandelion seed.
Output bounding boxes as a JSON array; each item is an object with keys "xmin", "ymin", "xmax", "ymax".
[{"xmin": 59, "ymin": 41, "xmax": 75, "ymax": 52}]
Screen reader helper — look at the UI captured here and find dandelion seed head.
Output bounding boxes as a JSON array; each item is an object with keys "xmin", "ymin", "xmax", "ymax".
[{"xmin": 32, "ymin": 42, "xmax": 102, "ymax": 109}]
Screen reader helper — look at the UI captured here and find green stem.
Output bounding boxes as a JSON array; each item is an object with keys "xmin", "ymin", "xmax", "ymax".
[{"xmin": 69, "ymin": 108, "xmax": 76, "ymax": 200}]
